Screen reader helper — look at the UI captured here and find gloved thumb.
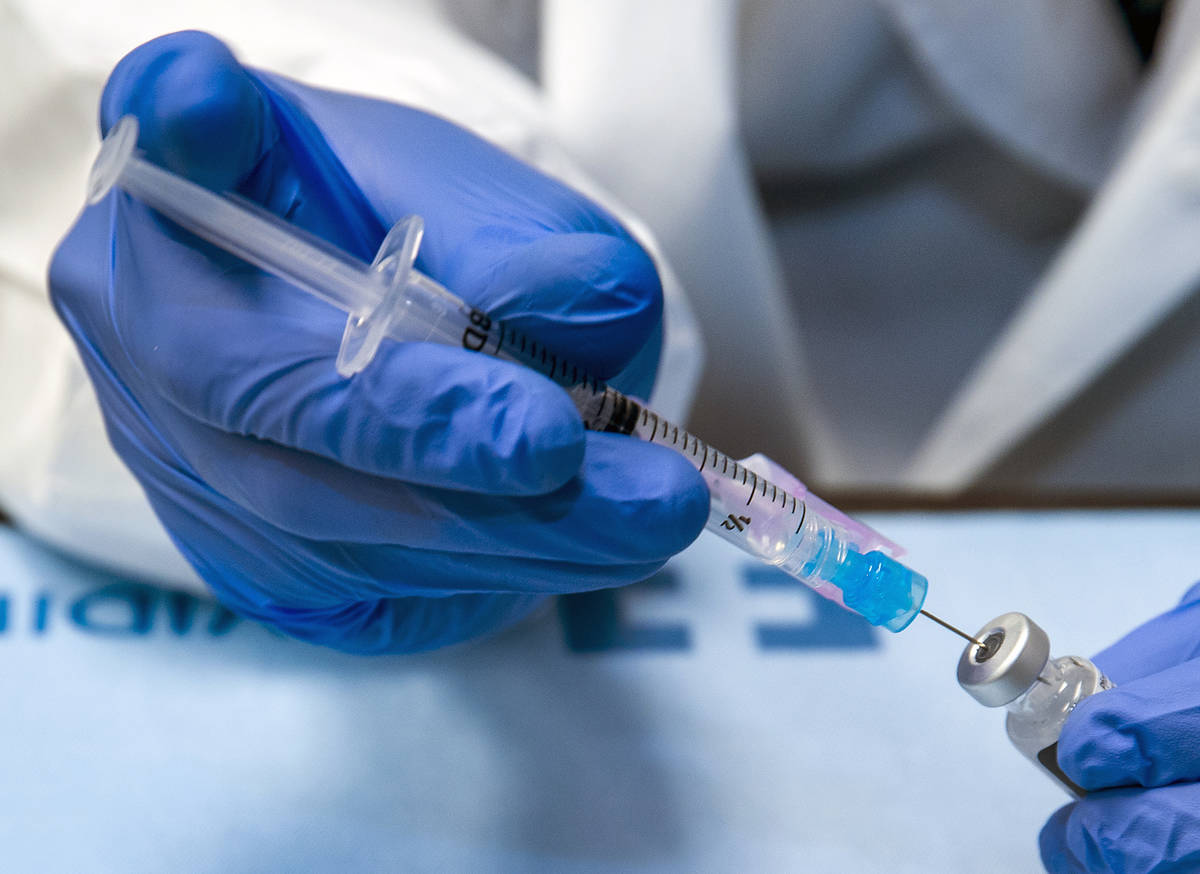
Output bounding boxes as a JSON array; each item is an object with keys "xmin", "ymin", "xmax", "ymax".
[
  {"xmin": 98, "ymin": 30, "xmax": 382, "ymax": 260},
  {"xmin": 100, "ymin": 30, "xmax": 274, "ymax": 196},
  {"xmin": 1090, "ymin": 580, "xmax": 1200, "ymax": 684}
]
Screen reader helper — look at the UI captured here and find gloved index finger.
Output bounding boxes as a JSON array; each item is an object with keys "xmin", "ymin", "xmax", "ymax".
[
  {"xmin": 100, "ymin": 31, "xmax": 385, "ymax": 266},
  {"xmin": 1057, "ymin": 657, "xmax": 1200, "ymax": 791}
]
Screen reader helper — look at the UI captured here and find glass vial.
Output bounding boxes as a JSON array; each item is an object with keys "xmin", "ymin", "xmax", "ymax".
[{"xmin": 957, "ymin": 612, "xmax": 1113, "ymax": 797}]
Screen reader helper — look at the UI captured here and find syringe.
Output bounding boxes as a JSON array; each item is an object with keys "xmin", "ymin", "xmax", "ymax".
[{"xmin": 87, "ymin": 115, "xmax": 935, "ymax": 632}]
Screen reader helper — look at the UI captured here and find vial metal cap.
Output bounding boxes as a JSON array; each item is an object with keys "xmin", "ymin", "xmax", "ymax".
[{"xmin": 957, "ymin": 612, "xmax": 1051, "ymax": 707}]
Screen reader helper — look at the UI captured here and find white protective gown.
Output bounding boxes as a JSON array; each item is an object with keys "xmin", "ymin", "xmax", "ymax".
[{"xmin": 0, "ymin": 0, "xmax": 1197, "ymax": 588}]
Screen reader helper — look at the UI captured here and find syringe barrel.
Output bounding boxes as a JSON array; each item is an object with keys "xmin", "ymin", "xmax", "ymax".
[
  {"xmin": 426, "ymin": 297, "xmax": 927, "ymax": 630},
  {"xmin": 777, "ymin": 507, "xmax": 928, "ymax": 630}
]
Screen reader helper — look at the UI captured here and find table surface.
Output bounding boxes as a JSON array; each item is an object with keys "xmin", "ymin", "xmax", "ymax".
[{"xmin": 2, "ymin": 510, "xmax": 1198, "ymax": 873}]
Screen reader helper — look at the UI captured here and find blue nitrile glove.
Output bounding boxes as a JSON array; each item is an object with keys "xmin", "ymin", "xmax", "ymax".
[
  {"xmin": 1038, "ymin": 580, "xmax": 1200, "ymax": 873},
  {"xmin": 49, "ymin": 31, "xmax": 709, "ymax": 654}
]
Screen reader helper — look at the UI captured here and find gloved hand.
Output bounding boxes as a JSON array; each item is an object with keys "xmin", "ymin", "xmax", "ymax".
[
  {"xmin": 49, "ymin": 31, "xmax": 709, "ymax": 654},
  {"xmin": 1039, "ymin": 580, "xmax": 1200, "ymax": 873}
]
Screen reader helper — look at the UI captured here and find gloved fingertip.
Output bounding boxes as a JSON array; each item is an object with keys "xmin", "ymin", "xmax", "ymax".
[
  {"xmin": 100, "ymin": 30, "xmax": 275, "ymax": 193},
  {"xmin": 486, "ymin": 375, "xmax": 587, "ymax": 494},
  {"xmin": 1056, "ymin": 697, "xmax": 1117, "ymax": 790},
  {"xmin": 584, "ymin": 435, "xmax": 710, "ymax": 559},
  {"xmin": 1058, "ymin": 686, "xmax": 1173, "ymax": 792},
  {"xmin": 1038, "ymin": 804, "xmax": 1078, "ymax": 874}
]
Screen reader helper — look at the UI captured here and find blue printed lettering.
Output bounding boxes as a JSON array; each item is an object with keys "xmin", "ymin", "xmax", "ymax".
[
  {"xmin": 559, "ymin": 569, "xmax": 689, "ymax": 653},
  {"xmin": 207, "ymin": 605, "xmax": 239, "ymax": 637},
  {"xmin": 33, "ymin": 593, "xmax": 50, "ymax": 634},
  {"xmin": 742, "ymin": 566, "xmax": 879, "ymax": 650},
  {"xmin": 69, "ymin": 583, "xmax": 154, "ymax": 636},
  {"xmin": 164, "ymin": 591, "xmax": 198, "ymax": 634}
]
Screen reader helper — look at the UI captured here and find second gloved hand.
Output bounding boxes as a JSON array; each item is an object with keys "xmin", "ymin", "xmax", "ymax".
[
  {"xmin": 1039, "ymin": 580, "xmax": 1200, "ymax": 873},
  {"xmin": 49, "ymin": 31, "xmax": 709, "ymax": 653}
]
